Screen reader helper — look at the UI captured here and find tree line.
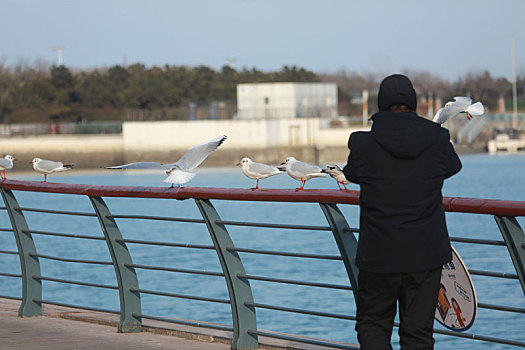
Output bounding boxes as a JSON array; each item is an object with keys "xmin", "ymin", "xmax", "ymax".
[{"xmin": 0, "ymin": 61, "xmax": 523, "ymax": 124}]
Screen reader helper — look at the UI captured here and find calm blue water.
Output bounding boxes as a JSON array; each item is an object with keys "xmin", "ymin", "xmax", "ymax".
[{"xmin": 0, "ymin": 153, "xmax": 524, "ymax": 349}]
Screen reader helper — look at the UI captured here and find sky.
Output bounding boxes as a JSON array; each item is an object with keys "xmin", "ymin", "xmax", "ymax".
[{"xmin": 1, "ymin": 0, "xmax": 524, "ymax": 82}]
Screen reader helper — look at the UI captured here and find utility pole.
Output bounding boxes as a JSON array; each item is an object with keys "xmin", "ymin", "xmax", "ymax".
[
  {"xmin": 511, "ymin": 38, "xmax": 518, "ymax": 129},
  {"xmin": 362, "ymin": 89, "xmax": 369, "ymax": 127}
]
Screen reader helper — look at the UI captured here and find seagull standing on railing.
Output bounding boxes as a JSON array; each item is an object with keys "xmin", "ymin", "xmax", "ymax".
[
  {"xmin": 282, "ymin": 156, "xmax": 326, "ymax": 191},
  {"xmin": 30, "ymin": 158, "xmax": 75, "ymax": 183},
  {"xmin": 105, "ymin": 135, "xmax": 227, "ymax": 188},
  {"xmin": 236, "ymin": 157, "xmax": 284, "ymax": 190},
  {"xmin": 0, "ymin": 155, "xmax": 16, "ymax": 180},
  {"xmin": 322, "ymin": 164, "xmax": 350, "ymax": 191},
  {"xmin": 433, "ymin": 97, "xmax": 484, "ymax": 124}
]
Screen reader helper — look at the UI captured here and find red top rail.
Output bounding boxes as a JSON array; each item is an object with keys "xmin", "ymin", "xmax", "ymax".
[{"xmin": 1, "ymin": 179, "xmax": 525, "ymax": 217}]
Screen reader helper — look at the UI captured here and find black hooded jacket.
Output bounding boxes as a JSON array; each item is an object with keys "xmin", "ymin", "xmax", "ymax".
[{"xmin": 343, "ymin": 111, "xmax": 462, "ymax": 273}]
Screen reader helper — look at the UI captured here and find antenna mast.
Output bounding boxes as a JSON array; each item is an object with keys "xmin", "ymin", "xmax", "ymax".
[
  {"xmin": 53, "ymin": 46, "xmax": 65, "ymax": 66},
  {"xmin": 511, "ymin": 38, "xmax": 518, "ymax": 129}
]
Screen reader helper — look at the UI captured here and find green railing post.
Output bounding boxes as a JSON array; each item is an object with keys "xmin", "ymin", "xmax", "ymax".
[
  {"xmin": 495, "ymin": 215, "xmax": 525, "ymax": 296},
  {"xmin": 90, "ymin": 196, "xmax": 142, "ymax": 333},
  {"xmin": 195, "ymin": 199, "xmax": 258, "ymax": 350},
  {"xmin": 319, "ymin": 203, "xmax": 359, "ymax": 300},
  {"xmin": 1, "ymin": 189, "xmax": 42, "ymax": 317}
]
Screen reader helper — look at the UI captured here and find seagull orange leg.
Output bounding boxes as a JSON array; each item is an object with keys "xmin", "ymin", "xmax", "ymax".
[{"xmin": 252, "ymin": 178, "xmax": 259, "ymax": 191}]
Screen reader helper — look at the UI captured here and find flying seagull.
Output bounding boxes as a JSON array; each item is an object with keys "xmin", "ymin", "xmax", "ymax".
[
  {"xmin": 105, "ymin": 135, "xmax": 227, "ymax": 187},
  {"xmin": 0, "ymin": 155, "xmax": 16, "ymax": 180},
  {"xmin": 322, "ymin": 164, "xmax": 350, "ymax": 191},
  {"xmin": 281, "ymin": 156, "xmax": 326, "ymax": 191},
  {"xmin": 433, "ymin": 97, "xmax": 484, "ymax": 124},
  {"xmin": 236, "ymin": 157, "xmax": 284, "ymax": 190},
  {"xmin": 30, "ymin": 158, "xmax": 75, "ymax": 182}
]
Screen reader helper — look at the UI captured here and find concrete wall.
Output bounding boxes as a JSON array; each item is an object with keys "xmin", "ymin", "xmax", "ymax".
[
  {"xmin": 0, "ymin": 134, "xmax": 123, "ymax": 170},
  {"xmin": 121, "ymin": 119, "xmax": 365, "ymax": 166},
  {"xmin": 0, "ymin": 120, "xmax": 368, "ymax": 170},
  {"xmin": 122, "ymin": 118, "xmax": 365, "ymax": 151}
]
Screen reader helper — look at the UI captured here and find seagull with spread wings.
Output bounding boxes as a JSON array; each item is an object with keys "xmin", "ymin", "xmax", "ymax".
[
  {"xmin": 433, "ymin": 97, "xmax": 484, "ymax": 124},
  {"xmin": 105, "ymin": 135, "xmax": 227, "ymax": 187}
]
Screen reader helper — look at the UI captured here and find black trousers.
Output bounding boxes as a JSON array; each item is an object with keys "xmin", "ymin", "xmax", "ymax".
[{"xmin": 355, "ymin": 268, "xmax": 442, "ymax": 350}]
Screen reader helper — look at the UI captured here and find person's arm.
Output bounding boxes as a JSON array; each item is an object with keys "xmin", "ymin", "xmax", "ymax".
[
  {"xmin": 342, "ymin": 133, "xmax": 362, "ymax": 184},
  {"xmin": 441, "ymin": 130, "xmax": 462, "ymax": 179}
]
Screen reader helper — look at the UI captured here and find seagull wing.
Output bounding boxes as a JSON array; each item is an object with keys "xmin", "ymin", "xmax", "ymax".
[
  {"xmin": 467, "ymin": 101, "xmax": 484, "ymax": 116},
  {"xmin": 433, "ymin": 103, "xmax": 465, "ymax": 124},
  {"xmin": 326, "ymin": 164, "xmax": 343, "ymax": 171},
  {"xmin": 169, "ymin": 135, "xmax": 227, "ymax": 171},
  {"xmin": 322, "ymin": 164, "xmax": 344, "ymax": 177},
  {"xmin": 38, "ymin": 159, "xmax": 64, "ymax": 172},
  {"xmin": 0, "ymin": 158, "xmax": 12, "ymax": 169},
  {"xmin": 432, "ymin": 107, "xmax": 445, "ymax": 123},
  {"xmin": 105, "ymin": 161, "xmax": 168, "ymax": 170},
  {"xmin": 453, "ymin": 96, "xmax": 473, "ymax": 105},
  {"xmin": 249, "ymin": 162, "xmax": 282, "ymax": 175},
  {"xmin": 292, "ymin": 161, "xmax": 323, "ymax": 175}
]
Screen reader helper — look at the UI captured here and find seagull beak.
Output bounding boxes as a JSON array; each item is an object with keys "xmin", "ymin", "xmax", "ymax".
[
  {"xmin": 280, "ymin": 162, "xmax": 285, "ymax": 165},
  {"xmin": 28, "ymin": 161, "xmax": 32, "ymax": 164},
  {"xmin": 236, "ymin": 162, "xmax": 242, "ymax": 166},
  {"xmin": 467, "ymin": 113, "xmax": 472, "ymax": 120},
  {"xmin": 13, "ymin": 158, "xmax": 16, "ymax": 161}
]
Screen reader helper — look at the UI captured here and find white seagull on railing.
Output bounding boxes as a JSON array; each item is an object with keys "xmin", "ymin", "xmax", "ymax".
[
  {"xmin": 0, "ymin": 155, "xmax": 16, "ymax": 180},
  {"xmin": 322, "ymin": 164, "xmax": 350, "ymax": 191},
  {"xmin": 281, "ymin": 156, "xmax": 326, "ymax": 191},
  {"xmin": 30, "ymin": 158, "xmax": 75, "ymax": 183},
  {"xmin": 236, "ymin": 157, "xmax": 285, "ymax": 190},
  {"xmin": 433, "ymin": 96, "xmax": 484, "ymax": 124},
  {"xmin": 105, "ymin": 135, "xmax": 227, "ymax": 187}
]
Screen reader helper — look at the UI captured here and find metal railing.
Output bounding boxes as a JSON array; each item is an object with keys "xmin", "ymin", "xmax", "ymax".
[{"xmin": 0, "ymin": 179, "xmax": 524, "ymax": 349}]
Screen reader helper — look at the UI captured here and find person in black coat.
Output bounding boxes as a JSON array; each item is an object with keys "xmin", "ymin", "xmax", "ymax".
[{"xmin": 343, "ymin": 74, "xmax": 462, "ymax": 349}]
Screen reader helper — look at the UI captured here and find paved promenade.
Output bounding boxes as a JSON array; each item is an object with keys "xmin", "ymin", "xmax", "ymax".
[
  {"xmin": 0, "ymin": 298, "xmax": 354, "ymax": 350},
  {"xmin": 0, "ymin": 299, "xmax": 229, "ymax": 350}
]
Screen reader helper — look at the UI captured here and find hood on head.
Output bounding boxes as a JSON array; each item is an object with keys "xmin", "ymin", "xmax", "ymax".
[
  {"xmin": 377, "ymin": 74, "xmax": 417, "ymax": 112},
  {"xmin": 371, "ymin": 111, "xmax": 442, "ymax": 159}
]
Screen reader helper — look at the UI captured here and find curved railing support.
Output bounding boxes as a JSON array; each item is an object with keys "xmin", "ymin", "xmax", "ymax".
[
  {"xmin": 495, "ymin": 216, "xmax": 525, "ymax": 296},
  {"xmin": 1, "ymin": 189, "xmax": 42, "ymax": 317},
  {"xmin": 90, "ymin": 196, "xmax": 142, "ymax": 333},
  {"xmin": 320, "ymin": 203, "xmax": 359, "ymax": 300},
  {"xmin": 195, "ymin": 199, "xmax": 258, "ymax": 350}
]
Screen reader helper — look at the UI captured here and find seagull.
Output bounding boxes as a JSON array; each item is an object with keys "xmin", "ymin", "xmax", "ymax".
[
  {"xmin": 105, "ymin": 135, "xmax": 227, "ymax": 188},
  {"xmin": 0, "ymin": 155, "xmax": 16, "ymax": 180},
  {"xmin": 322, "ymin": 164, "xmax": 350, "ymax": 191},
  {"xmin": 236, "ymin": 157, "xmax": 285, "ymax": 190},
  {"xmin": 281, "ymin": 156, "xmax": 326, "ymax": 191},
  {"xmin": 30, "ymin": 158, "xmax": 75, "ymax": 182},
  {"xmin": 433, "ymin": 97, "xmax": 484, "ymax": 124}
]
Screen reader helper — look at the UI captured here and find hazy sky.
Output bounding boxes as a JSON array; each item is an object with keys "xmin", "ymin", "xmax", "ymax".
[{"xmin": 1, "ymin": 0, "xmax": 524, "ymax": 81}]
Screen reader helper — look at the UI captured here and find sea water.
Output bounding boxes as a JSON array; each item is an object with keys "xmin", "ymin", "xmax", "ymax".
[{"xmin": 0, "ymin": 153, "xmax": 524, "ymax": 349}]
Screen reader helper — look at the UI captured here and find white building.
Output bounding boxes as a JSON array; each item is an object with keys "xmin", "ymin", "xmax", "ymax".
[{"xmin": 236, "ymin": 82, "xmax": 338, "ymax": 119}]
